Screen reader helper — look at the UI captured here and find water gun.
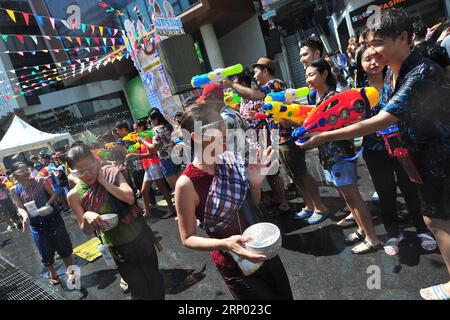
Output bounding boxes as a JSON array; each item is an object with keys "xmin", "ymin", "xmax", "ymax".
[
  {"xmin": 224, "ymin": 92, "xmax": 242, "ymax": 107},
  {"xmin": 127, "ymin": 143, "xmax": 141, "ymax": 154},
  {"xmin": 104, "ymin": 141, "xmax": 121, "ymax": 148},
  {"xmin": 122, "ymin": 130, "xmax": 154, "ymax": 143},
  {"xmin": 191, "ymin": 64, "xmax": 243, "ymax": 88},
  {"xmin": 261, "ymin": 101, "xmax": 314, "ymax": 123},
  {"xmin": 292, "ymin": 87, "xmax": 380, "ymax": 144},
  {"xmin": 378, "ymin": 125, "xmax": 423, "ymax": 184},
  {"xmin": 264, "ymin": 87, "xmax": 310, "ymax": 103},
  {"xmin": 93, "ymin": 149, "xmax": 111, "ymax": 161}
]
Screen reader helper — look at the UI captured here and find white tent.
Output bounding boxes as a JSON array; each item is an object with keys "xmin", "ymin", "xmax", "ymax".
[{"xmin": 0, "ymin": 115, "xmax": 74, "ymax": 158}]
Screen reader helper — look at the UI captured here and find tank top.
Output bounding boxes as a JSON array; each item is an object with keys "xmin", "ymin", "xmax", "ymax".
[{"xmin": 138, "ymin": 138, "xmax": 160, "ymax": 169}]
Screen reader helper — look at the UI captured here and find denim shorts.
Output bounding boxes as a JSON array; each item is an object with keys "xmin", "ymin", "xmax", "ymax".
[
  {"xmin": 160, "ymin": 158, "xmax": 180, "ymax": 178},
  {"xmin": 30, "ymin": 214, "xmax": 73, "ymax": 267},
  {"xmin": 143, "ymin": 164, "xmax": 163, "ymax": 182},
  {"xmin": 324, "ymin": 161, "xmax": 358, "ymax": 187}
]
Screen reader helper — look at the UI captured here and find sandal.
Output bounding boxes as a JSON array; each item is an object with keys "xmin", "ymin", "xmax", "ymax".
[
  {"xmin": 337, "ymin": 214, "xmax": 356, "ymax": 228},
  {"xmin": 352, "ymin": 240, "xmax": 383, "ymax": 255},
  {"xmin": 384, "ymin": 234, "xmax": 404, "ymax": 256},
  {"xmin": 420, "ymin": 284, "xmax": 450, "ymax": 300},
  {"xmin": 417, "ymin": 233, "xmax": 437, "ymax": 251},
  {"xmin": 120, "ymin": 278, "xmax": 129, "ymax": 294},
  {"xmin": 344, "ymin": 230, "xmax": 365, "ymax": 245},
  {"xmin": 49, "ymin": 277, "xmax": 61, "ymax": 285}
]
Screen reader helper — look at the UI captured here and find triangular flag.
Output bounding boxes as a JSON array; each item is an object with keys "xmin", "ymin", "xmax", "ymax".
[
  {"xmin": 81, "ymin": 23, "xmax": 86, "ymax": 33},
  {"xmin": 56, "ymin": 62, "xmax": 62, "ymax": 67},
  {"xmin": 5, "ymin": 95, "xmax": 10, "ymax": 100},
  {"xmin": 76, "ymin": 37, "xmax": 82, "ymax": 46},
  {"xmin": 84, "ymin": 58, "xmax": 90, "ymax": 62},
  {"xmin": 1, "ymin": 35, "xmax": 8, "ymax": 42},
  {"xmin": 6, "ymin": 9, "xmax": 16, "ymax": 23},
  {"xmin": 91, "ymin": 25, "xmax": 95, "ymax": 35},
  {"xmin": 30, "ymin": 35, "xmax": 38, "ymax": 44},
  {"xmin": 66, "ymin": 36, "xmax": 73, "ymax": 43},
  {"xmin": 102, "ymin": 37, "xmax": 107, "ymax": 46},
  {"xmin": 46, "ymin": 64, "xmax": 51, "ymax": 69},
  {"xmin": 111, "ymin": 38, "xmax": 115, "ymax": 46},
  {"xmin": 111, "ymin": 46, "xmax": 115, "ymax": 51},
  {"xmin": 99, "ymin": 26, "xmax": 104, "ymax": 36},
  {"xmin": 94, "ymin": 37, "xmax": 100, "ymax": 45},
  {"xmin": 50, "ymin": 17, "xmax": 56, "ymax": 30},
  {"xmin": 22, "ymin": 12, "xmax": 30, "ymax": 26},
  {"xmin": 9, "ymin": 70, "xmax": 15, "ymax": 74},
  {"xmin": 43, "ymin": 35, "xmax": 51, "ymax": 40},
  {"xmin": 31, "ymin": 51, "xmax": 36, "ymax": 55},
  {"xmin": 42, "ymin": 50, "xmax": 48, "ymax": 53},
  {"xmin": 95, "ymin": 46, "xmax": 100, "ymax": 51},
  {"xmin": 34, "ymin": 66, "xmax": 39, "ymax": 70},
  {"xmin": 85, "ymin": 47, "xmax": 90, "ymax": 52},
  {"xmin": 113, "ymin": 29, "xmax": 118, "ymax": 36},
  {"xmin": 72, "ymin": 19, "xmax": 77, "ymax": 30},
  {"xmin": 103, "ymin": 46, "xmax": 107, "ymax": 53},
  {"xmin": 16, "ymin": 34, "xmax": 25, "ymax": 44},
  {"xmin": 37, "ymin": 16, "xmax": 45, "ymax": 26},
  {"xmin": 17, "ymin": 51, "xmax": 24, "ymax": 56},
  {"xmin": 76, "ymin": 59, "xmax": 81, "ymax": 64},
  {"xmin": 85, "ymin": 37, "xmax": 91, "ymax": 46},
  {"xmin": 61, "ymin": 19, "xmax": 70, "ymax": 29},
  {"xmin": 54, "ymin": 49, "xmax": 59, "ymax": 53},
  {"xmin": 55, "ymin": 36, "xmax": 61, "ymax": 40},
  {"xmin": 108, "ymin": 28, "xmax": 113, "ymax": 36}
]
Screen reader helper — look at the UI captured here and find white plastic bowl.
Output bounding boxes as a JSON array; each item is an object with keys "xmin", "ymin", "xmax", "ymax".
[
  {"xmin": 37, "ymin": 206, "xmax": 53, "ymax": 217},
  {"xmin": 102, "ymin": 213, "xmax": 119, "ymax": 231},
  {"xmin": 243, "ymin": 222, "xmax": 282, "ymax": 260}
]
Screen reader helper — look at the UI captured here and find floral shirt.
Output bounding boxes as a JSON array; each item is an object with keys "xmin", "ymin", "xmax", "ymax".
[
  {"xmin": 381, "ymin": 51, "xmax": 450, "ymax": 177},
  {"xmin": 259, "ymin": 79, "xmax": 292, "ymax": 144},
  {"xmin": 153, "ymin": 125, "xmax": 173, "ymax": 160},
  {"xmin": 239, "ymin": 99, "xmax": 265, "ymax": 130},
  {"xmin": 316, "ymin": 89, "xmax": 356, "ymax": 170}
]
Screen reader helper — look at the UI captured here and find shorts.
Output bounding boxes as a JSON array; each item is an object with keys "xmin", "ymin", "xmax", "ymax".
[
  {"xmin": 30, "ymin": 214, "xmax": 73, "ymax": 267},
  {"xmin": 278, "ymin": 141, "xmax": 307, "ymax": 178},
  {"xmin": 324, "ymin": 161, "xmax": 358, "ymax": 187},
  {"xmin": 419, "ymin": 174, "xmax": 450, "ymax": 220},
  {"xmin": 160, "ymin": 158, "xmax": 180, "ymax": 178},
  {"xmin": 143, "ymin": 164, "xmax": 163, "ymax": 182}
]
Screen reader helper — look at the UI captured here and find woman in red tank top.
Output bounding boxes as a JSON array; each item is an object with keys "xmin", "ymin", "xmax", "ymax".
[{"xmin": 175, "ymin": 104, "xmax": 292, "ymax": 300}]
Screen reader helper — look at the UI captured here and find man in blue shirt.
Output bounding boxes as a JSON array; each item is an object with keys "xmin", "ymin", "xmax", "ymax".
[{"xmin": 298, "ymin": 9, "xmax": 450, "ymax": 300}]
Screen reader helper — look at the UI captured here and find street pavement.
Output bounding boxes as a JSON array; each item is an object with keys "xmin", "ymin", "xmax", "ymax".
[{"xmin": 0, "ymin": 150, "xmax": 448, "ymax": 300}]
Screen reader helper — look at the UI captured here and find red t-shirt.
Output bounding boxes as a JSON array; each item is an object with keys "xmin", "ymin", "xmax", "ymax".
[{"xmin": 137, "ymin": 138, "xmax": 160, "ymax": 169}]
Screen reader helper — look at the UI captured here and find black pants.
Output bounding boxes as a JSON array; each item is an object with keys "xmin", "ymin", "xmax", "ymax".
[
  {"xmin": 132, "ymin": 169, "xmax": 145, "ymax": 192},
  {"xmin": 363, "ymin": 149, "xmax": 428, "ymax": 238},
  {"xmin": 110, "ymin": 225, "xmax": 165, "ymax": 300}
]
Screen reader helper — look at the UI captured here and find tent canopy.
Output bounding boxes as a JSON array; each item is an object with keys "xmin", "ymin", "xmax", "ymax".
[{"xmin": 0, "ymin": 115, "xmax": 74, "ymax": 158}]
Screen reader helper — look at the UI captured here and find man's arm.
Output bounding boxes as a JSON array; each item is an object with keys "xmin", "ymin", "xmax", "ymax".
[{"xmin": 222, "ymin": 80, "xmax": 266, "ymax": 101}]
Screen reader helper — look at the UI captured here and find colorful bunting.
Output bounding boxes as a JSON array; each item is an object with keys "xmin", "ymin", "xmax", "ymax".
[
  {"xmin": 76, "ymin": 37, "xmax": 82, "ymax": 46},
  {"xmin": 49, "ymin": 17, "xmax": 55, "ymax": 30},
  {"xmin": 91, "ymin": 25, "xmax": 96, "ymax": 35},
  {"xmin": 99, "ymin": 26, "xmax": 104, "ymax": 36},
  {"xmin": 30, "ymin": 35, "xmax": 38, "ymax": 44},
  {"xmin": 16, "ymin": 34, "xmax": 24, "ymax": 44},
  {"xmin": 81, "ymin": 23, "xmax": 86, "ymax": 33},
  {"xmin": 22, "ymin": 12, "xmax": 29, "ymax": 26},
  {"xmin": 1, "ymin": 35, "xmax": 7, "ymax": 42},
  {"xmin": 6, "ymin": 9, "xmax": 16, "ymax": 23},
  {"xmin": 36, "ymin": 15, "xmax": 45, "ymax": 26}
]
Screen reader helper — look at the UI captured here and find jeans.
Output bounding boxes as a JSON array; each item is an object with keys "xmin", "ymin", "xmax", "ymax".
[
  {"xmin": 30, "ymin": 214, "xmax": 73, "ymax": 267},
  {"xmin": 363, "ymin": 149, "xmax": 428, "ymax": 238},
  {"xmin": 109, "ymin": 225, "xmax": 165, "ymax": 300}
]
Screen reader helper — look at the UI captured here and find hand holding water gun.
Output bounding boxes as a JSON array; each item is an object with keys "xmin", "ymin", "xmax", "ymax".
[
  {"xmin": 260, "ymin": 101, "xmax": 314, "ymax": 124},
  {"xmin": 191, "ymin": 64, "xmax": 243, "ymax": 88},
  {"xmin": 264, "ymin": 87, "xmax": 310, "ymax": 103},
  {"xmin": 224, "ymin": 92, "xmax": 242, "ymax": 107},
  {"xmin": 292, "ymin": 87, "xmax": 380, "ymax": 144},
  {"xmin": 123, "ymin": 130, "xmax": 154, "ymax": 143},
  {"xmin": 93, "ymin": 149, "xmax": 111, "ymax": 161}
]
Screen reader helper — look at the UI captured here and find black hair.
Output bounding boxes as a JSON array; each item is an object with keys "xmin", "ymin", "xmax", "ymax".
[
  {"xmin": 149, "ymin": 109, "xmax": 173, "ymax": 131},
  {"xmin": 40, "ymin": 154, "xmax": 50, "ymax": 160},
  {"xmin": 25, "ymin": 160, "xmax": 34, "ymax": 168},
  {"xmin": 307, "ymin": 58, "xmax": 337, "ymax": 90},
  {"xmin": 30, "ymin": 155, "xmax": 39, "ymax": 161},
  {"xmin": 136, "ymin": 120, "xmax": 148, "ymax": 131},
  {"xmin": 174, "ymin": 112, "xmax": 183, "ymax": 118},
  {"xmin": 300, "ymin": 36, "xmax": 324, "ymax": 57},
  {"xmin": 180, "ymin": 104, "xmax": 218, "ymax": 133},
  {"xmin": 12, "ymin": 162, "xmax": 26, "ymax": 171},
  {"xmin": 115, "ymin": 120, "xmax": 130, "ymax": 131},
  {"xmin": 355, "ymin": 46, "xmax": 387, "ymax": 88},
  {"xmin": 71, "ymin": 140, "xmax": 85, "ymax": 147},
  {"xmin": 413, "ymin": 20, "xmax": 427, "ymax": 40},
  {"xmin": 66, "ymin": 144, "xmax": 96, "ymax": 169},
  {"xmin": 368, "ymin": 8, "xmax": 413, "ymax": 45},
  {"xmin": 234, "ymin": 73, "xmax": 252, "ymax": 86}
]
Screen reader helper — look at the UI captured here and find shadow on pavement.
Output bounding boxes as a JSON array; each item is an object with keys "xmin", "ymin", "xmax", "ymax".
[
  {"xmin": 80, "ymin": 268, "xmax": 120, "ymax": 290},
  {"xmin": 161, "ymin": 265, "xmax": 206, "ymax": 295}
]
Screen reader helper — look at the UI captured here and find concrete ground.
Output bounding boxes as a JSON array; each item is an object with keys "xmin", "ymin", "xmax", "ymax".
[{"xmin": 0, "ymin": 150, "xmax": 448, "ymax": 300}]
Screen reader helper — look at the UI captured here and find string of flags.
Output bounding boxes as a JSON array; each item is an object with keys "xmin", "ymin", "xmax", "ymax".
[
  {"xmin": 0, "ymin": 7, "xmax": 122, "ymax": 36},
  {"xmin": 0, "ymin": 44, "xmax": 125, "ymax": 56},
  {"xmin": 0, "ymin": 33, "xmax": 124, "ymax": 47}
]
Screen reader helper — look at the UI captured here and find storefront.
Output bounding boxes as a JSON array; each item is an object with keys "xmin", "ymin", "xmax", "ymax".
[{"xmin": 333, "ymin": 0, "xmax": 450, "ymax": 52}]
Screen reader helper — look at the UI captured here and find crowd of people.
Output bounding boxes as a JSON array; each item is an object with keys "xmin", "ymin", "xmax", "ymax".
[{"xmin": 1, "ymin": 8, "xmax": 449, "ymax": 301}]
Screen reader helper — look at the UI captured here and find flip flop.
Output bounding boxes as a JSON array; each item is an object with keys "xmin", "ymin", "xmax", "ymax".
[
  {"xmin": 384, "ymin": 234, "xmax": 404, "ymax": 256},
  {"xmin": 344, "ymin": 230, "xmax": 365, "ymax": 245},
  {"xmin": 352, "ymin": 240, "xmax": 383, "ymax": 255},
  {"xmin": 49, "ymin": 277, "xmax": 60, "ymax": 285},
  {"xmin": 337, "ymin": 215, "xmax": 356, "ymax": 228},
  {"xmin": 416, "ymin": 233, "xmax": 437, "ymax": 251},
  {"xmin": 420, "ymin": 284, "xmax": 450, "ymax": 300}
]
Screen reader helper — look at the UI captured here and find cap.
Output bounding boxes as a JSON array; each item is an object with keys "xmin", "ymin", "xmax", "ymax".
[
  {"xmin": 252, "ymin": 57, "xmax": 275, "ymax": 73},
  {"xmin": 195, "ymin": 83, "xmax": 224, "ymax": 104}
]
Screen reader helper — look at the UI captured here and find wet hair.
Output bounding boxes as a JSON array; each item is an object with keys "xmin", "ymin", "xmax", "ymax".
[
  {"xmin": 25, "ymin": 161, "xmax": 34, "ymax": 168},
  {"xmin": 66, "ymin": 144, "xmax": 96, "ymax": 169},
  {"xmin": 368, "ymin": 8, "xmax": 413, "ymax": 45},
  {"xmin": 149, "ymin": 109, "xmax": 173, "ymax": 131},
  {"xmin": 413, "ymin": 20, "xmax": 427, "ymax": 40},
  {"xmin": 307, "ymin": 58, "xmax": 337, "ymax": 90},
  {"xmin": 235, "ymin": 73, "xmax": 252, "ymax": 86},
  {"xmin": 115, "ymin": 120, "xmax": 130, "ymax": 131},
  {"xmin": 300, "ymin": 36, "xmax": 324, "ymax": 57},
  {"xmin": 180, "ymin": 104, "xmax": 218, "ymax": 133},
  {"xmin": 136, "ymin": 120, "xmax": 148, "ymax": 131}
]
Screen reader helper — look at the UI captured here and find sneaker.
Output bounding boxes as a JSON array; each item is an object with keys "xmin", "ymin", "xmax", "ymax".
[
  {"xmin": 307, "ymin": 211, "xmax": 329, "ymax": 225},
  {"xmin": 6, "ymin": 226, "xmax": 12, "ymax": 231},
  {"xmin": 294, "ymin": 209, "xmax": 314, "ymax": 221}
]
